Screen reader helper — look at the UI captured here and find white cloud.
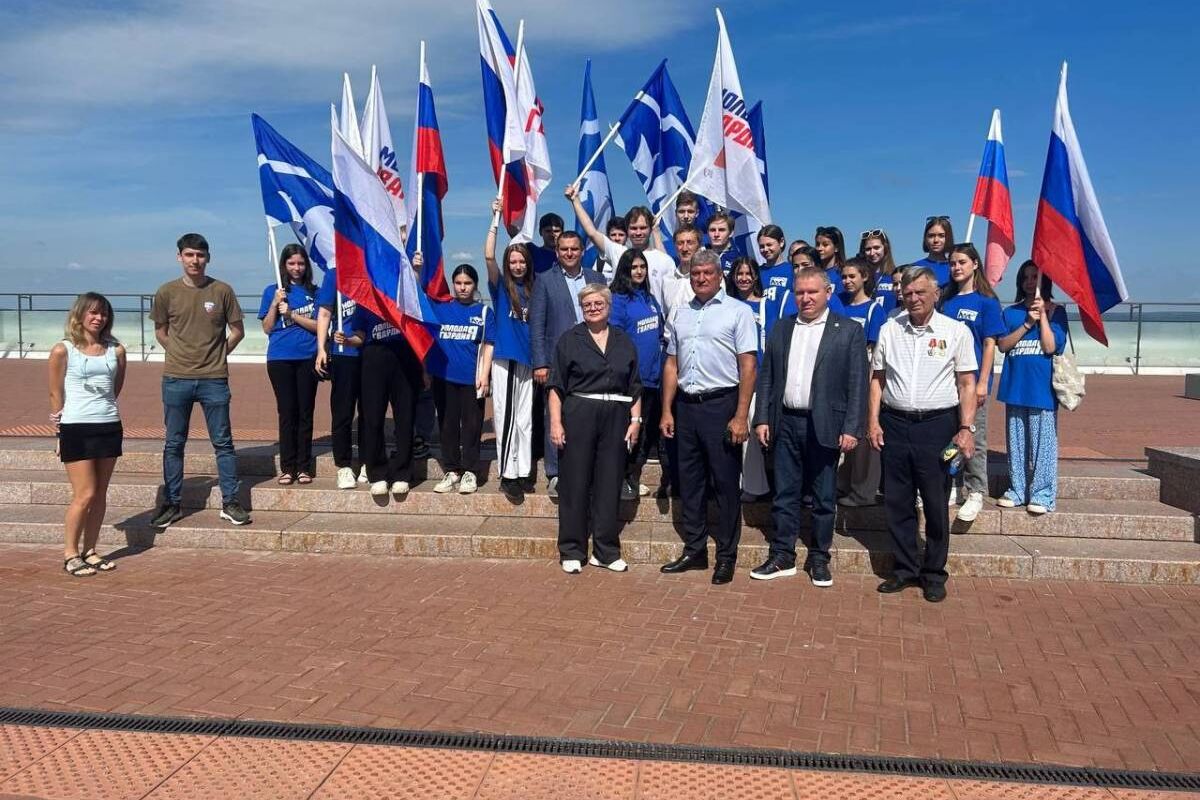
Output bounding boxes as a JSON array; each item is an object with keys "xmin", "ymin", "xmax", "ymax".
[{"xmin": 450, "ymin": 251, "xmax": 474, "ymax": 260}]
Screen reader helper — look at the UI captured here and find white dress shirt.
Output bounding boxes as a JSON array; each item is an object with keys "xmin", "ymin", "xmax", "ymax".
[
  {"xmin": 667, "ymin": 289, "xmax": 759, "ymax": 394},
  {"xmin": 871, "ymin": 310, "xmax": 977, "ymax": 411},
  {"xmin": 782, "ymin": 310, "xmax": 828, "ymax": 410}
]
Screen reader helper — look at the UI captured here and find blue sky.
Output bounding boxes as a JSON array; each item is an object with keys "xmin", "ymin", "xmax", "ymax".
[{"xmin": 0, "ymin": 0, "xmax": 1196, "ymax": 303}]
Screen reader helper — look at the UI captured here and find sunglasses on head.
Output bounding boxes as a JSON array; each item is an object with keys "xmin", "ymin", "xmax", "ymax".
[
  {"xmin": 860, "ymin": 229, "xmax": 885, "ymax": 240},
  {"xmin": 815, "ymin": 226, "xmax": 838, "ymax": 236},
  {"xmin": 925, "ymin": 216, "xmax": 951, "ymax": 223}
]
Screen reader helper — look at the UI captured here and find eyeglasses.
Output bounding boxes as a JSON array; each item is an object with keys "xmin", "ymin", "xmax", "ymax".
[
  {"xmin": 581, "ymin": 301, "xmax": 607, "ymax": 310},
  {"xmin": 925, "ymin": 216, "xmax": 951, "ymax": 223},
  {"xmin": 860, "ymin": 229, "xmax": 885, "ymax": 240}
]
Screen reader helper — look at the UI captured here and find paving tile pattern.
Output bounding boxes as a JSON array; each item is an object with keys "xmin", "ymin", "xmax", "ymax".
[{"xmin": 1, "ymin": 545, "xmax": 1199, "ymax": 775}]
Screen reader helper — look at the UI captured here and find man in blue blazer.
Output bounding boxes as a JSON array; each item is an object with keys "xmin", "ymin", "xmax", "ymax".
[
  {"xmin": 751, "ymin": 267, "xmax": 868, "ymax": 586},
  {"xmin": 530, "ymin": 230, "xmax": 605, "ymax": 496}
]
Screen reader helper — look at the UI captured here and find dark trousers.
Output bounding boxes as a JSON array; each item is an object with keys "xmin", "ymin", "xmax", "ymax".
[
  {"xmin": 675, "ymin": 390, "xmax": 742, "ymax": 562},
  {"xmin": 769, "ymin": 410, "xmax": 840, "ymax": 566},
  {"xmin": 328, "ymin": 354, "xmax": 362, "ymax": 468},
  {"xmin": 360, "ymin": 341, "xmax": 422, "ymax": 483},
  {"xmin": 541, "ymin": 385, "xmax": 559, "ymax": 479},
  {"xmin": 626, "ymin": 386, "xmax": 662, "ymax": 484},
  {"xmin": 266, "ymin": 359, "xmax": 318, "ymax": 475},
  {"xmin": 880, "ymin": 407, "xmax": 958, "ymax": 586},
  {"xmin": 558, "ymin": 396, "xmax": 629, "ymax": 563},
  {"xmin": 431, "ymin": 377, "xmax": 485, "ymax": 476}
]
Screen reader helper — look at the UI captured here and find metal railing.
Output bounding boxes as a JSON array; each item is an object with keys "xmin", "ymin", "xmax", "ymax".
[{"xmin": 2, "ymin": 292, "xmax": 1198, "ymax": 373}]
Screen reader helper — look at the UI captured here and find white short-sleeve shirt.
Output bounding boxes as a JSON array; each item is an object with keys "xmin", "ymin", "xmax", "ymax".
[
  {"xmin": 871, "ymin": 310, "xmax": 977, "ymax": 411},
  {"xmin": 668, "ymin": 290, "xmax": 759, "ymax": 394}
]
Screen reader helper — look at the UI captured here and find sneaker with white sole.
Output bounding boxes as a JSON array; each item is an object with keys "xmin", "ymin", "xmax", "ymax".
[
  {"xmin": 433, "ymin": 472, "xmax": 460, "ymax": 493},
  {"xmin": 390, "ymin": 481, "xmax": 410, "ymax": 496},
  {"xmin": 561, "ymin": 559, "xmax": 582, "ymax": 574},
  {"xmin": 956, "ymin": 491, "xmax": 984, "ymax": 522},
  {"xmin": 358, "ymin": 465, "xmax": 369, "ymax": 484},
  {"xmin": 458, "ymin": 472, "xmax": 477, "ymax": 494},
  {"xmin": 948, "ymin": 486, "xmax": 958, "ymax": 506},
  {"xmin": 588, "ymin": 556, "xmax": 628, "ymax": 572},
  {"xmin": 369, "ymin": 480, "xmax": 389, "ymax": 496},
  {"xmin": 1027, "ymin": 503, "xmax": 1048, "ymax": 515},
  {"xmin": 336, "ymin": 467, "xmax": 356, "ymax": 490},
  {"xmin": 638, "ymin": 483, "xmax": 649, "ymax": 497},
  {"xmin": 547, "ymin": 476, "xmax": 558, "ymax": 498},
  {"xmin": 996, "ymin": 496, "xmax": 1017, "ymax": 508}
]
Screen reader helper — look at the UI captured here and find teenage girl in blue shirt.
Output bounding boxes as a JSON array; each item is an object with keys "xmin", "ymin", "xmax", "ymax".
[
  {"xmin": 813, "ymin": 225, "xmax": 847, "ymax": 286},
  {"xmin": 912, "ymin": 216, "xmax": 955, "ymax": 287},
  {"xmin": 609, "ymin": 248, "xmax": 664, "ymax": 499},
  {"xmin": 835, "ymin": 259, "xmax": 884, "ymax": 507},
  {"xmin": 857, "ymin": 229, "xmax": 900, "ymax": 314},
  {"xmin": 258, "ymin": 244, "xmax": 320, "ymax": 485},
  {"xmin": 995, "ymin": 261, "xmax": 1069, "ymax": 514},
  {"xmin": 725, "ymin": 256, "xmax": 771, "ymax": 500}
]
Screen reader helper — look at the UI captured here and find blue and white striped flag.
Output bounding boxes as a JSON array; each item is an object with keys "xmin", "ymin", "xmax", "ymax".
[
  {"xmin": 575, "ymin": 60, "xmax": 613, "ymax": 270},
  {"xmin": 252, "ymin": 114, "xmax": 336, "ymax": 271}
]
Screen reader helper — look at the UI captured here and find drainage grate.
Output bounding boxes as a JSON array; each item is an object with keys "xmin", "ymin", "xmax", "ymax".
[{"xmin": 2, "ymin": 706, "xmax": 1197, "ymax": 792}]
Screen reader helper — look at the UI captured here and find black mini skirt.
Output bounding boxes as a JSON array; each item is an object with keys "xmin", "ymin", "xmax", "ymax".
[{"xmin": 58, "ymin": 421, "xmax": 123, "ymax": 463}]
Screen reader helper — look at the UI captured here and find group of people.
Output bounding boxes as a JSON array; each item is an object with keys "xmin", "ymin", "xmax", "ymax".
[{"xmin": 50, "ymin": 204, "xmax": 1070, "ymax": 599}]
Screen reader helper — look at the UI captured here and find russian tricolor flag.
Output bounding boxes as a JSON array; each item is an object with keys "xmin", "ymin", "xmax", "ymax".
[
  {"xmin": 969, "ymin": 109, "xmax": 1016, "ymax": 285},
  {"xmin": 404, "ymin": 47, "xmax": 451, "ymax": 302},
  {"xmin": 331, "ymin": 123, "xmax": 433, "ymax": 361},
  {"xmin": 476, "ymin": 0, "xmax": 529, "ymax": 231},
  {"xmin": 1032, "ymin": 64, "xmax": 1127, "ymax": 345}
]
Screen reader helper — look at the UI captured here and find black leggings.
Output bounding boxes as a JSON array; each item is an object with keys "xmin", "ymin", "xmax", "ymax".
[
  {"xmin": 266, "ymin": 359, "xmax": 319, "ymax": 475},
  {"xmin": 328, "ymin": 354, "xmax": 362, "ymax": 468},
  {"xmin": 360, "ymin": 341, "xmax": 422, "ymax": 483},
  {"xmin": 431, "ymin": 377, "xmax": 485, "ymax": 475}
]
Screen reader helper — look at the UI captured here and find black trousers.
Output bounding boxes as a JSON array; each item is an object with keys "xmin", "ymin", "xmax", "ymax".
[
  {"xmin": 558, "ymin": 396, "xmax": 629, "ymax": 563},
  {"xmin": 360, "ymin": 341, "xmax": 422, "ymax": 483},
  {"xmin": 675, "ymin": 390, "xmax": 742, "ymax": 562},
  {"xmin": 626, "ymin": 387, "xmax": 662, "ymax": 484},
  {"xmin": 768, "ymin": 410, "xmax": 840, "ymax": 566},
  {"xmin": 266, "ymin": 359, "xmax": 319, "ymax": 475},
  {"xmin": 328, "ymin": 354, "xmax": 362, "ymax": 468},
  {"xmin": 880, "ymin": 406, "xmax": 958, "ymax": 586},
  {"xmin": 431, "ymin": 377, "xmax": 485, "ymax": 476}
]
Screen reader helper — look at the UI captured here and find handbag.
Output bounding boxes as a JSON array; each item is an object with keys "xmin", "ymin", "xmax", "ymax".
[{"xmin": 1051, "ymin": 324, "xmax": 1085, "ymax": 410}]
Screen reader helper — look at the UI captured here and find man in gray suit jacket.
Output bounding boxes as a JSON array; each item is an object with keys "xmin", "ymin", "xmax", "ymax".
[
  {"xmin": 751, "ymin": 267, "xmax": 868, "ymax": 586},
  {"xmin": 530, "ymin": 230, "xmax": 604, "ymax": 496}
]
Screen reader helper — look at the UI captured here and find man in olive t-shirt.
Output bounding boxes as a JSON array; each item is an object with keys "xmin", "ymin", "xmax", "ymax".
[{"xmin": 148, "ymin": 233, "xmax": 251, "ymax": 527}]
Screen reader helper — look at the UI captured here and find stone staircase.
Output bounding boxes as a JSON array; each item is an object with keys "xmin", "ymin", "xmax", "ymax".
[{"xmin": 0, "ymin": 437, "xmax": 1196, "ymax": 583}]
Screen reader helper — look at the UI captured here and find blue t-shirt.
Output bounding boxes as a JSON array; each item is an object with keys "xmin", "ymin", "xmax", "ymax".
[
  {"xmin": 839, "ymin": 296, "xmax": 886, "ymax": 345},
  {"xmin": 912, "ymin": 257, "xmax": 951, "ymax": 287},
  {"xmin": 737, "ymin": 296, "xmax": 769, "ymax": 364},
  {"xmin": 872, "ymin": 272, "xmax": 899, "ymax": 315},
  {"xmin": 941, "ymin": 292, "xmax": 1006, "ymax": 391},
  {"xmin": 258, "ymin": 283, "xmax": 318, "ymax": 361},
  {"xmin": 315, "ymin": 269, "xmax": 361, "ymax": 357},
  {"xmin": 489, "ymin": 278, "xmax": 531, "ymax": 366},
  {"xmin": 825, "ymin": 266, "xmax": 842, "ymax": 286},
  {"xmin": 715, "ymin": 244, "xmax": 741, "ymax": 275},
  {"xmin": 423, "ymin": 300, "xmax": 496, "ymax": 386},
  {"xmin": 759, "ymin": 262, "xmax": 798, "ymax": 319},
  {"xmin": 350, "ymin": 306, "xmax": 406, "ymax": 346},
  {"xmin": 610, "ymin": 290, "xmax": 663, "ymax": 387},
  {"xmin": 996, "ymin": 303, "xmax": 1069, "ymax": 410},
  {"xmin": 529, "ymin": 244, "xmax": 557, "ymax": 274}
]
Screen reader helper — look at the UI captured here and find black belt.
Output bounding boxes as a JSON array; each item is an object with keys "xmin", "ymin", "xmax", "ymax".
[
  {"xmin": 678, "ymin": 386, "xmax": 737, "ymax": 404},
  {"xmin": 782, "ymin": 407, "xmax": 810, "ymax": 417},
  {"xmin": 883, "ymin": 405, "xmax": 956, "ymax": 422}
]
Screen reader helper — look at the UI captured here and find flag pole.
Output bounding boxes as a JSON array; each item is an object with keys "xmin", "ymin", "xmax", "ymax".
[
  {"xmin": 416, "ymin": 40, "xmax": 427, "ymax": 256},
  {"xmin": 653, "ymin": 178, "xmax": 693, "ymax": 225},
  {"xmin": 265, "ymin": 217, "xmax": 288, "ymax": 328},
  {"xmin": 491, "ymin": 20, "xmax": 526, "ymax": 229},
  {"xmin": 571, "ymin": 118, "xmax": 630, "ymax": 190},
  {"xmin": 964, "ymin": 214, "xmax": 977, "ymax": 243}
]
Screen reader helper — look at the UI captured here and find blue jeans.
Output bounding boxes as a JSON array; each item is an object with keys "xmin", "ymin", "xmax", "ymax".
[
  {"xmin": 162, "ymin": 377, "xmax": 239, "ymax": 505},
  {"xmin": 769, "ymin": 410, "xmax": 840, "ymax": 566}
]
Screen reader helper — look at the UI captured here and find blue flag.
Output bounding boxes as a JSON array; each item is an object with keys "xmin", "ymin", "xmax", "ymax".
[
  {"xmin": 732, "ymin": 100, "xmax": 769, "ymax": 263},
  {"xmin": 251, "ymin": 114, "xmax": 336, "ymax": 271},
  {"xmin": 576, "ymin": 60, "xmax": 614, "ymax": 270}
]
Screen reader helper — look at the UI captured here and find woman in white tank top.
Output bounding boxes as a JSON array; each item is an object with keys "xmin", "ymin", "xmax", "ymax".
[{"xmin": 48, "ymin": 293, "xmax": 127, "ymax": 577}]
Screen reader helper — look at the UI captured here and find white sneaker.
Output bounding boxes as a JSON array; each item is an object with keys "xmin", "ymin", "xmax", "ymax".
[
  {"xmin": 915, "ymin": 494, "xmax": 924, "ymax": 509},
  {"xmin": 336, "ymin": 467, "xmax": 356, "ymax": 490},
  {"xmin": 1027, "ymin": 503, "xmax": 1048, "ymax": 515},
  {"xmin": 390, "ymin": 481, "xmax": 410, "ymax": 496},
  {"xmin": 358, "ymin": 465, "xmax": 368, "ymax": 484},
  {"xmin": 369, "ymin": 480, "xmax": 389, "ymax": 496},
  {"xmin": 948, "ymin": 486, "xmax": 958, "ymax": 506},
  {"xmin": 996, "ymin": 496, "xmax": 1017, "ymax": 508},
  {"xmin": 638, "ymin": 483, "xmax": 649, "ymax": 497},
  {"xmin": 433, "ymin": 472, "xmax": 460, "ymax": 493},
  {"xmin": 588, "ymin": 556, "xmax": 628, "ymax": 572},
  {"xmin": 561, "ymin": 560, "xmax": 582, "ymax": 574},
  {"xmin": 956, "ymin": 492, "xmax": 984, "ymax": 522},
  {"xmin": 458, "ymin": 472, "xmax": 477, "ymax": 494}
]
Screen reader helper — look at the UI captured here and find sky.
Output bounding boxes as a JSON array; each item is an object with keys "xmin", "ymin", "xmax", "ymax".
[{"xmin": 0, "ymin": 0, "xmax": 1196, "ymax": 304}]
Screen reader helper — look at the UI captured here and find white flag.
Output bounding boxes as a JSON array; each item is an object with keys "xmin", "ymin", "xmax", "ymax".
[
  {"xmin": 360, "ymin": 66, "xmax": 407, "ymax": 240},
  {"xmin": 339, "ymin": 72, "xmax": 365, "ymax": 158},
  {"xmin": 513, "ymin": 38, "xmax": 552, "ymax": 242},
  {"xmin": 687, "ymin": 9, "xmax": 771, "ymax": 226}
]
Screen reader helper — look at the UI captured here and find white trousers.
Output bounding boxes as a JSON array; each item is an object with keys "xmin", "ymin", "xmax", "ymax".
[
  {"xmin": 742, "ymin": 393, "xmax": 769, "ymax": 495},
  {"xmin": 491, "ymin": 358, "xmax": 533, "ymax": 480}
]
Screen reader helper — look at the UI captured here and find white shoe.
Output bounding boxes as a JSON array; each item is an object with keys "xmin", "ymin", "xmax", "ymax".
[
  {"xmin": 638, "ymin": 483, "xmax": 649, "ymax": 497},
  {"xmin": 996, "ymin": 496, "xmax": 1017, "ymax": 508},
  {"xmin": 390, "ymin": 481, "xmax": 410, "ymax": 496},
  {"xmin": 956, "ymin": 492, "xmax": 984, "ymax": 522},
  {"xmin": 1027, "ymin": 503, "xmax": 1048, "ymax": 515},
  {"xmin": 336, "ymin": 467, "xmax": 356, "ymax": 490},
  {"xmin": 358, "ymin": 465, "xmax": 368, "ymax": 484},
  {"xmin": 588, "ymin": 556, "xmax": 628, "ymax": 572},
  {"xmin": 433, "ymin": 472, "xmax": 460, "ymax": 493},
  {"xmin": 915, "ymin": 494, "xmax": 923, "ymax": 509},
  {"xmin": 561, "ymin": 560, "xmax": 582, "ymax": 574},
  {"xmin": 458, "ymin": 472, "xmax": 477, "ymax": 494},
  {"xmin": 948, "ymin": 486, "xmax": 958, "ymax": 506},
  {"xmin": 369, "ymin": 480, "xmax": 389, "ymax": 497}
]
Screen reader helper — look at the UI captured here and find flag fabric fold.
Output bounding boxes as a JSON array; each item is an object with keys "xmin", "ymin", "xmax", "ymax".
[
  {"xmin": 405, "ymin": 51, "xmax": 452, "ymax": 302},
  {"xmin": 970, "ymin": 109, "xmax": 1016, "ymax": 285},
  {"xmin": 686, "ymin": 9, "xmax": 771, "ymax": 228},
  {"xmin": 1031, "ymin": 65, "xmax": 1126, "ymax": 345},
  {"xmin": 251, "ymin": 114, "xmax": 336, "ymax": 272},
  {"xmin": 511, "ymin": 29, "xmax": 552, "ymax": 243},
  {"xmin": 576, "ymin": 59, "xmax": 613, "ymax": 269},
  {"xmin": 339, "ymin": 73, "xmax": 365, "ymax": 158},
  {"xmin": 360, "ymin": 68, "xmax": 408, "ymax": 240},
  {"xmin": 732, "ymin": 100, "xmax": 768, "ymax": 263},
  {"xmin": 331, "ymin": 126, "xmax": 433, "ymax": 360},
  {"xmin": 476, "ymin": 0, "xmax": 530, "ymax": 231}
]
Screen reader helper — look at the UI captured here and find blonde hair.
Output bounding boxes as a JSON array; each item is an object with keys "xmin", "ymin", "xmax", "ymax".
[
  {"xmin": 577, "ymin": 283, "xmax": 612, "ymax": 305},
  {"xmin": 64, "ymin": 292, "xmax": 117, "ymax": 347}
]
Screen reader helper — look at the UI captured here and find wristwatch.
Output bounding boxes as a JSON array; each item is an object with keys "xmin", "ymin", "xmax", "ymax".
[
  {"xmin": 959, "ymin": 424, "xmax": 976, "ymax": 433},
  {"xmin": 631, "ymin": 416, "xmax": 644, "ymax": 423}
]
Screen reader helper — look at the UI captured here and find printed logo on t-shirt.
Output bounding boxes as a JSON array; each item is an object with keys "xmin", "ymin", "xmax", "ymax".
[
  {"xmin": 371, "ymin": 322, "xmax": 399, "ymax": 341},
  {"xmin": 439, "ymin": 323, "xmax": 480, "ymax": 342},
  {"xmin": 636, "ymin": 316, "xmax": 659, "ymax": 335},
  {"xmin": 204, "ymin": 301, "xmax": 216, "ymax": 314},
  {"xmin": 956, "ymin": 308, "xmax": 979, "ymax": 322}
]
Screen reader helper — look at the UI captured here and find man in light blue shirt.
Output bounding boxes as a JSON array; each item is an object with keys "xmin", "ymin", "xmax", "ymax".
[{"xmin": 659, "ymin": 250, "xmax": 758, "ymax": 585}]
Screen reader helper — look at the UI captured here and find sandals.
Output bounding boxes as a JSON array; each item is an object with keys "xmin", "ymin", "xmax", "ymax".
[
  {"xmin": 82, "ymin": 549, "xmax": 116, "ymax": 572},
  {"xmin": 277, "ymin": 474, "xmax": 294, "ymax": 485},
  {"xmin": 296, "ymin": 473, "xmax": 313, "ymax": 485},
  {"xmin": 63, "ymin": 556, "xmax": 96, "ymax": 577}
]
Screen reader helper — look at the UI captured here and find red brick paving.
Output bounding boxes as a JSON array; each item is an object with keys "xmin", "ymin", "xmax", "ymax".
[
  {"xmin": 2, "ymin": 360, "xmax": 1197, "ymax": 457},
  {"xmin": 1, "ymin": 545, "xmax": 1199, "ymax": 776},
  {"xmin": 1, "ymin": 725, "xmax": 1196, "ymax": 799}
]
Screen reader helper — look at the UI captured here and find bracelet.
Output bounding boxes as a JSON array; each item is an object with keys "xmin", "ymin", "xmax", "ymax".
[{"xmin": 631, "ymin": 417, "xmax": 643, "ymax": 424}]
